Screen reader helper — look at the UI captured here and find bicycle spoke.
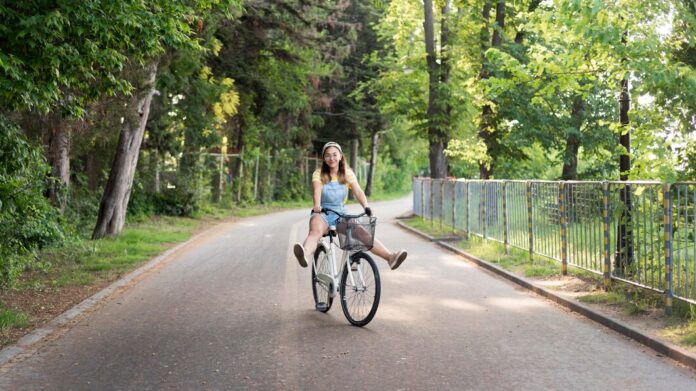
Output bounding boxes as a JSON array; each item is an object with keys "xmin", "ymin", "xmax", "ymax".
[
  {"xmin": 312, "ymin": 247, "xmax": 333, "ymax": 312},
  {"xmin": 340, "ymin": 253, "xmax": 380, "ymax": 326}
]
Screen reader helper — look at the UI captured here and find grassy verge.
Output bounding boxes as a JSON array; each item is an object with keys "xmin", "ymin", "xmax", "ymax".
[
  {"xmin": 403, "ymin": 216, "xmax": 696, "ymax": 348},
  {"xmin": 0, "ymin": 199, "xmax": 308, "ymax": 347}
]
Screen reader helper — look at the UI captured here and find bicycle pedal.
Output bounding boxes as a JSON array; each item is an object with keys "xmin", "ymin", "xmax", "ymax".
[{"xmin": 315, "ymin": 302, "xmax": 329, "ymax": 311}]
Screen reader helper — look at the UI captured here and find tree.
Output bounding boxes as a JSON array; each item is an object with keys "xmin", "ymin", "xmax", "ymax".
[
  {"xmin": 92, "ymin": 0, "xmax": 240, "ymax": 238},
  {"xmin": 422, "ymin": 0, "xmax": 452, "ymax": 178}
]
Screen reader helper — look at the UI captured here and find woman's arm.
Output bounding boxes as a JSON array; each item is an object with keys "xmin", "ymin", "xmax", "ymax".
[
  {"xmin": 312, "ymin": 180, "xmax": 322, "ymax": 213},
  {"xmin": 350, "ymin": 182, "xmax": 369, "ymax": 210}
]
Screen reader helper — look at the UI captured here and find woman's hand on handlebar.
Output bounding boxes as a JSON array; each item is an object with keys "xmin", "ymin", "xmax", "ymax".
[
  {"xmin": 364, "ymin": 206, "xmax": 372, "ymax": 217},
  {"xmin": 312, "ymin": 205, "xmax": 322, "ymax": 214}
]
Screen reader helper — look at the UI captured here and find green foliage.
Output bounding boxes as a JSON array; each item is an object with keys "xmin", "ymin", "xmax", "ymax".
[
  {"xmin": 0, "ymin": 116, "xmax": 63, "ymax": 286},
  {"xmin": 371, "ymin": 137, "xmax": 427, "ymax": 195},
  {"xmin": 0, "ymin": 309, "xmax": 29, "ymax": 330},
  {"xmin": 579, "ymin": 292, "xmax": 626, "ymax": 305},
  {"xmin": 0, "ymin": 0, "xmax": 240, "ymax": 114}
]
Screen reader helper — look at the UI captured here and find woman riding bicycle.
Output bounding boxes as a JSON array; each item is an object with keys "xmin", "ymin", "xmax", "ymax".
[{"xmin": 293, "ymin": 141, "xmax": 407, "ymax": 270}]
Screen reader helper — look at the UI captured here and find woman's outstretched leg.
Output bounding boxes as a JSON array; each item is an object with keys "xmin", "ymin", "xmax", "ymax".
[
  {"xmin": 370, "ymin": 238, "xmax": 407, "ymax": 270},
  {"xmin": 294, "ymin": 214, "xmax": 327, "ymax": 267}
]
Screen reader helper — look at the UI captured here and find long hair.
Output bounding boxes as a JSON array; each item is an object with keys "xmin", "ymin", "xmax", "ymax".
[{"xmin": 320, "ymin": 157, "xmax": 347, "ymax": 184}]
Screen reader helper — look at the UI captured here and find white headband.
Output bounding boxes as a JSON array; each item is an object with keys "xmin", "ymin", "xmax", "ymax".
[{"xmin": 321, "ymin": 141, "xmax": 343, "ymax": 156}]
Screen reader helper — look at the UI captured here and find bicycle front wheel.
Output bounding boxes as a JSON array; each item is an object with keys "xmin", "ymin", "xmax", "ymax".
[
  {"xmin": 340, "ymin": 252, "xmax": 380, "ymax": 326},
  {"xmin": 312, "ymin": 246, "xmax": 333, "ymax": 312}
]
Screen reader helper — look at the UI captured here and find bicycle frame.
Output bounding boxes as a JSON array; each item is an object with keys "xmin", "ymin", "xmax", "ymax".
[{"xmin": 313, "ymin": 225, "xmax": 367, "ymax": 298}]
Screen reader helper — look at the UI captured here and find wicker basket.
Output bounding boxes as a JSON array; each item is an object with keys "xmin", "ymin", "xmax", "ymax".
[{"xmin": 337, "ymin": 216, "xmax": 377, "ymax": 251}]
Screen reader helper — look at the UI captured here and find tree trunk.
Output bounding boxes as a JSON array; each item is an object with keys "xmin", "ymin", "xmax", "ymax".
[
  {"xmin": 615, "ymin": 27, "xmax": 633, "ymax": 273},
  {"xmin": 440, "ymin": 0, "xmax": 453, "ymax": 176},
  {"xmin": 561, "ymin": 95, "xmax": 585, "ymax": 180},
  {"xmin": 429, "ymin": 139, "xmax": 448, "ymax": 179},
  {"xmin": 151, "ymin": 149, "xmax": 161, "ymax": 193},
  {"xmin": 423, "ymin": 0, "xmax": 449, "ymax": 178},
  {"xmin": 92, "ymin": 63, "xmax": 158, "ymax": 239},
  {"xmin": 492, "ymin": 1, "xmax": 505, "ymax": 47},
  {"xmin": 619, "ymin": 78, "xmax": 631, "ymax": 181},
  {"xmin": 365, "ymin": 131, "xmax": 380, "ymax": 197},
  {"xmin": 514, "ymin": 0, "xmax": 540, "ymax": 43},
  {"xmin": 86, "ymin": 149, "xmax": 101, "ymax": 191},
  {"xmin": 47, "ymin": 114, "xmax": 71, "ymax": 211},
  {"xmin": 232, "ymin": 118, "xmax": 245, "ymax": 202},
  {"xmin": 477, "ymin": 2, "xmax": 494, "ymax": 179}
]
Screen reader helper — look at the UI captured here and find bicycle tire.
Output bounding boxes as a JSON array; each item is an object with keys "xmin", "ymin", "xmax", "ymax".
[
  {"xmin": 312, "ymin": 246, "xmax": 333, "ymax": 312},
  {"xmin": 340, "ymin": 252, "xmax": 380, "ymax": 326}
]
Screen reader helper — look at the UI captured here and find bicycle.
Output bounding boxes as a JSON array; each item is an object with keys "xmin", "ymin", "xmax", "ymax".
[{"xmin": 311, "ymin": 208, "xmax": 381, "ymax": 327}]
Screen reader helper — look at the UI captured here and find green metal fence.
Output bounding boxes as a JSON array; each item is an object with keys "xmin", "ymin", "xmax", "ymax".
[{"xmin": 413, "ymin": 178, "xmax": 696, "ymax": 309}]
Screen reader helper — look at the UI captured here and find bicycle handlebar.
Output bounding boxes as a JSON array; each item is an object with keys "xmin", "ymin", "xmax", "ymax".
[{"xmin": 316, "ymin": 207, "xmax": 368, "ymax": 219}]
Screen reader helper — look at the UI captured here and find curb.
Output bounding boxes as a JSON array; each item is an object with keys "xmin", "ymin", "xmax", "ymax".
[
  {"xmin": 395, "ymin": 219, "xmax": 696, "ymax": 370},
  {"xmin": 0, "ymin": 223, "xmax": 215, "ymax": 367}
]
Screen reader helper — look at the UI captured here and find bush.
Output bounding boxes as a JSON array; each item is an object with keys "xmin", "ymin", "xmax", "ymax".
[
  {"xmin": 0, "ymin": 116, "xmax": 64, "ymax": 286},
  {"xmin": 151, "ymin": 187, "xmax": 197, "ymax": 216}
]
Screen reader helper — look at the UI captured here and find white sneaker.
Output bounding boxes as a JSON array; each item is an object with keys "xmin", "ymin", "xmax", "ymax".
[
  {"xmin": 389, "ymin": 250, "xmax": 407, "ymax": 270},
  {"xmin": 293, "ymin": 243, "xmax": 308, "ymax": 268}
]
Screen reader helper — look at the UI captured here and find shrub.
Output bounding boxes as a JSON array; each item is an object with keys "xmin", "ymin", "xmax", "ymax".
[{"xmin": 0, "ymin": 116, "xmax": 64, "ymax": 286}]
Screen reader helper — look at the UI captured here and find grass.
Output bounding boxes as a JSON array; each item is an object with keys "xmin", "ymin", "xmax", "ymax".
[
  {"xmin": 405, "ymin": 216, "xmax": 456, "ymax": 238},
  {"xmin": 579, "ymin": 292, "xmax": 625, "ymax": 305},
  {"xmin": 0, "ymin": 309, "xmax": 30, "ymax": 344},
  {"xmin": 0, "ymin": 309, "xmax": 29, "ymax": 330}
]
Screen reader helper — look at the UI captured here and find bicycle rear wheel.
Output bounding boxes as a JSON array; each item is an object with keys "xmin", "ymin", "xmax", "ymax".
[
  {"xmin": 340, "ymin": 252, "xmax": 380, "ymax": 326},
  {"xmin": 312, "ymin": 246, "xmax": 333, "ymax": 312}
]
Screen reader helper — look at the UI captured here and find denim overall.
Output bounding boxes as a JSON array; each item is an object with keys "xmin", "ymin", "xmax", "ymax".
[{"xmin": 317, "ymin": 179, "xmax": 348, "ymax": 227}]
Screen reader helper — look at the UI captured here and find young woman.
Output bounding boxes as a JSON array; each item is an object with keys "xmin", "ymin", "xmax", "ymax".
[{"xmin": 293, "ymin": 141, "xmax": 407, "ymax": 270}]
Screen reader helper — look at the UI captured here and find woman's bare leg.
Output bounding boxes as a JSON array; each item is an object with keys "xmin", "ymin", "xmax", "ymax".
[
  {"xmin": 330, "ymin": 223, "xmax": 407, "ymax": 270},
  {"xmin": 370, "ymin": 238, "xmax": 394, "ymax": 263},
  {"xmin": 303, "ymin": 214, "xmax": 328, "ymax": 258}
]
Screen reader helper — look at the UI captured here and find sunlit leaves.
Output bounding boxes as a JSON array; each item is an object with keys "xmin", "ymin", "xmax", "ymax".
[{"xmin": 0, "ymin": 0, "xmax": 241, "ymax": 114}]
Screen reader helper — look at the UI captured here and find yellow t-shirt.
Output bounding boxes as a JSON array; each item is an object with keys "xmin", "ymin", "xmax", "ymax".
[{"xmin": 312, "ymin": 168, "xmax": 358, "ymax": 189}]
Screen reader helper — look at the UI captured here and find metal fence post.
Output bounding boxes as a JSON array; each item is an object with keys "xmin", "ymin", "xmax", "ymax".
[
  {"xmin": 560, "ymin": 182, "xmax": 568, "ymax": 275},
  {"xmin": 503, "ymin": 181, "xmax": 509, "ymax": 254},
  {"xmin": 237, "ymin": 146, "xmax": 244, "ymax": 202},
  {"xmin": 603, "ymin": 182, "xmax": 611, "ymax": 290},
  {"xmin": 465, "ymin": 180, "xmax": 470, "ymax": 240},
  {"xmin": 663, "ymin": 183, "xmax": 673, "ymax": 315},
  {"xmin": 420, "ymin": 178, "xmax": 425, "ymax": 219},
  {"xmin": 440, "ymin": 179, "xmax": 445, "ymax": 232},
  {"xmin": 254, "ymin": 152, "xmax": 260, "ymax": 201},
  {"xmin": 452, "ymin": 179, "xmax": 457, "ymax": 235},
  {"xmin": 482, "ymin": 182, "xmax": 487, "ymax": 239},
  {"xmin": 527, "ymin": 181, "xmax": 534, "ymax": 260},
  {"xmin": 429, "ymin": 178, "xmax": 434, "ymax": 226},
  {"xmin": 267, "ymin": 154, "xmax": 272, "ymax": 203}
]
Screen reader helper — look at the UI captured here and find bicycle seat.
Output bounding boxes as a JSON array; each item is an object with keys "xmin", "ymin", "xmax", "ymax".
[{"xmin": 323, "ymin": 225, "xmax": 337, "ymax": 238}]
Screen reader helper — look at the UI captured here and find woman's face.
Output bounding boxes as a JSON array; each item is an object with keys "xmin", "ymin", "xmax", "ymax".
[{"xmin": 323, "ymin": 147, "xmax": 342, "ymax": 169}]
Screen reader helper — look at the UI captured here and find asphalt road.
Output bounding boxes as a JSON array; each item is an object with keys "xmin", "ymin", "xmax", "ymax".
[{"xmin": 1, "ymin": 197, "xmax": 695, "ymax": 390}]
